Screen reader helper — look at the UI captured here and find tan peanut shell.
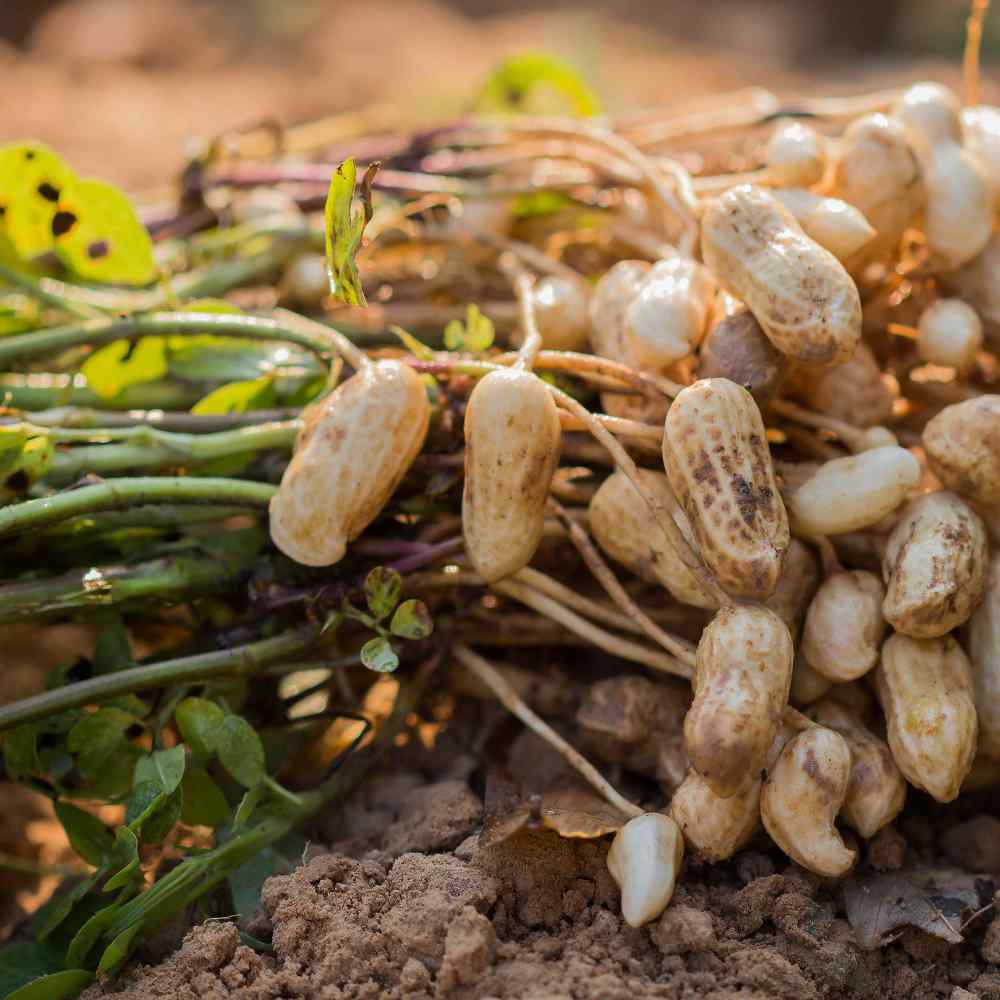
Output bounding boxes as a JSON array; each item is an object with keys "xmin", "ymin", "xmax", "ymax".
[
  {"xmin": 917, "ymin": 298, "xmax": 983, "ymax": 372},
  {"xmin": 663, "ymin": 378, "xmax": 789, "ymax": 599},
  {"xmin": 965, "ymin": 552, "xmax": 1000, "ymax": 760},
  {"xmin": 810, "ymin": 700, "xmax": 907, "ymax": 839},
  {"xmin": 685, "ymin": 605, "xmax": 793, "ymax": 798},
  {"xmin": 922, "ymin": 395, "xmax": 1000, "ymax": 506},
  {"xmin": 530, "ymin": 275, "xmax": 590, "ymax": 352},
  {"xmin": 765, "ymin": 121, "xmax": 826, "ymax": 188},
  {"xmin": 270, "ymin": 360, "xmax": 430, "ymax": 567},
  {"xmin": 785, "ymin": 446, "xmax": 921, "ymax": 537},
  {"xmin": 763, "ymin": 538, "xmax": 821, "ymax": 634},
  {"xmin": 801, "ymin": 571, "xmax": 886, "ymax": 681},
  {"xmin": 790, "ymin": 652, "xmax": 833, "ymax": 706},
  {"xmin": 697, "ymin": 309, "xmax": 788, "ymax": 405},
  {"xmin": 463, "ymin": 369, "xmax": 561, "ymax": 583},
  {"xmin": 761, "ymin": 726, "xmax": 857, "ymax": 877},
  {"xmin": 876, "ymin": 633, "xmax": 978, "ymax": 802},
  {"xmin": 670, "ymin": 769, "xmax": 761, "ymax": 862},
  {"xmin": 588, "ymin": 469, "xmax": 717, "ymax": 609},
  {"xmin": 700, "ymin": 185, "xmax": 862, "ymax": 367},
  {"xmin": 881, "ymin": 491, "xmax": 989, "ymax": 638}
]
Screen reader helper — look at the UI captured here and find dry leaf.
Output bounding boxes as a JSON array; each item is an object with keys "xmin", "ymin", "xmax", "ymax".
[{"xmin": 540, "ymin": 781, "xmax": 626, "ymax": 839}]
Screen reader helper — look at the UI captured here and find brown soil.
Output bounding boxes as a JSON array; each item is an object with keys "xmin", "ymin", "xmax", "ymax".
[{"xmin": 79, "ymin": 711, "xmax": 1000, "ymax": 1000}]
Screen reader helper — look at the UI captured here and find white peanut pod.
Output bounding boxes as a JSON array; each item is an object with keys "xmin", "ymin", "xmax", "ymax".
[
  {"xmin": 530, "ymin": 276, "xmax": 590, "ymax": 352},
  {"xmin": 916, "ymin": 298, "xmax": 983, "ymax": 372},
  {"xmin": 462, "ymin": 369, "xmax": 561, "ymax": 582},
  {"xmin": 944, "ymin": 233, "xmax": 1000, "ymax": 341},
  {"xmin": 923, "ymin": 395, "xmax": 1000, "ymax": 506},
  {"xmin": 606, "ymin": 812, "xmax": 684, "ymax": 927},
  {"xmin": 760, "ymin": 726, "xmax": 857, "ymax": 877},
  {"xmin": 965, "ymin": 552, "xmax": 1000, "ymax": 760},
  {"xmin": 588, "ymin": 260, "xmax": 668, "ymax": 422},
  {"xmin": 685, "ymin": 605, "xmax": 793, "ymax": 798},
  {"xmin": 801, "ymin": 570, "xmax": 886, "ymax": 681},
  {"xmin": 810, "ymin": 700, "xmax": 907, "ymax": 839},
  {"xmin": 882, "ymin": 491, "xmax": 989, "ymax": 638},
  {"xmin": 771, "ymin": 188, "xmax": 876, "ymax": 262},
  {"xmin": 876, "ymin": 633, "xmax": 978, "ymax": 802},
  {"xmin": 785, "ymin": 446, "xmax": 921, "ymax": 537},
  {"xmin": 765, "ymin": 121, "xmax": 826, "ymax": 188},
  {"xmin": 828, "ymin": 113, "xmax": 923, "ymax": 264},
  {"xmin": 588, "ymin": 468, "xmax": 717, "ymax": 609},
  {"xmin": 624, "ymin": 257, "xmax": 717, "ymax": 367},
  {"xmin": 962, "ymin": 104, "xmax": 1000, "ymax": 189},
  {"xmin": 670, "ymin": 769, "xmax": 761, "ymax": 862},
  {"xmin": 663, "ymin": 378, "xmax": 789, "ymax": 599},
  {"xmin": 270, "ymin": 360, "xmax": 430, "ymax": 567},
  {"xmin": 700, "ymin": 185, "xmax": 862, "ymax": 367}
]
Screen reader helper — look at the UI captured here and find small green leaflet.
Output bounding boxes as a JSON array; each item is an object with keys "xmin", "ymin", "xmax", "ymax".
[
  {"xmin": 216, "ymin": 715, "xmax": 265, "ymax": 788},
  {"xmin": 324, "ymin": 158, "xmax": 379, "ymax": 307},
  {"xmin": 5, "ymin": 968, "xmax": 93, "ymax": 1000},
  {"xmin": 364, "ymin": 566, "xmax": 402, "ymax": 621},
  {"xmin": 191, "ymin": 375, "xmax": 276, "ymax": 415},
  {"xmin": 54, "ymin": 802, "xmax": 112, "ymax": 867},
  {"xmin": 174, "ymin": 697, "xmax": 224, "ymax": 760},
  {"xmin": 52, "ymin": 178, "xmax": 157, "ymax": 287},
  {"xmin": 81, "ymin": 338, "xmax": 168, "ymax": 400},
  {"xmin": 180, "ymin": 768, "xmax": 230, "ymax": 828},
  {"xmin": 133, "ymin": 745, "xmax": 186, "ymax": 796},
  {"xmin": 389, "ymin": 599, "xmax": 433, "ymax": 640},
  {"xmin": 360, "ymin": 636, "xmax": 399, "ymax": 673},
  {"xmin": 477, "ymin": 52, "xmax": 600, "ymax": 117},
  {"xmin": 443, "ymin": 303, "xmax": 494, "ymax": 353},
  {"xmin": 97, "ymin": 922, "xmax": 144, "ymax": 976},
  {"xmin": 104, "ymin": 826, "xmax": 141, "ymax": 893}
]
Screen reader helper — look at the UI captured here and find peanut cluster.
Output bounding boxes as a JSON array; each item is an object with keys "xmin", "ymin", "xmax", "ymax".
[{"xmin": 270, "ymin": 78, "xmax": 1000, "ymax": 928}]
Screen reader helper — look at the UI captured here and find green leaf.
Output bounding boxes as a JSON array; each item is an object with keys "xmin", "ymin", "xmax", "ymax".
[
  {"xmin": 364, "ymin": 566, "xmax": 402, "ymax": 621},
  {"xmin": 5, "ymin": 968, "xmax": 93, "ymax": 1000},
  {"xmin": 191, "ymin": 375, "xmax": 276, "ymax": 415},
  {"xmin": 226, "ymin": 832, "xmax": 306, "ymax": 925},
  {"xmin": 443, "ymin": 318, "xmax": 465, "ymax": 351},
  {"xmin": 477, "ymin": 51, "xmax": 600, "ymax": 117},
  {"xmin": 92, "ymin": 622, "xmax": 134, "ymax": 674},
  {"xmin": 463, "ymin": 304, "xmax": 494, "ymax": 353},
  {"xmin": 54, "ymin": 802, "xmax": 112, "ymax": 867},
  {"xmin": 124, "ymin": 780, "xmax": 163, "ymax": 829},
  {"xmin": 390, "ymin": 325, "xmax": 434, "ymax": 360},
  {"xmin": 66, "ymin": 708, "xmax": 134, "ymax": 780},
  {"xmin": 3, "ymin": 725, "xmax": 38, "ymax": 781},
  {"xmin": 65, "ymin": 900, "xmax": 121, "ymax": 970},
  {"xmin": 52, "ymin": 177, "xmax": 157, "ymax": 286},
  {"xmin": 324, "ymin": 157, "xmax": 376, "ymax": 307},
  {"xmin": 97, "ymin": 922, "xmax": 143, "ymax": 977},
  {"xmin": 81, "ymin": 337, "xmax": 168, "ymax": 400},
  {"xmin": 216, "ymin": 716, "xmax": 265, "ymax": 789},
  {"xmin": 0, "ymin": 141, "xmax": 75, "ymax": 260},
  {"xmin": 34, "ymin": 874, "xmax": 98, "ymax": 941},
  {"xmin": 389, "ymin": 599, "xmax": 434, "ymax": 640},
  {"xmin": 232, "ymin": 783, "xmax": 261, "ymax": 827},
  {"xmin": 133, "ymin": 745, "xmax": 186, "ymax": 796},
  {"xmin": 137, "ymin": 787, "xmax": 183, "ymax": 845},
  {"xmin": 360, "ymin": 636, "xmax": 399, "ymax": 673},
  {"xmin": 511, "ymin": 190, "xmax": 576, "ymax": 219},
  {"xmin": 104, "ymin": 826, "xmax": 140, "ymax": 893},
  {"xmin": 175, "ymin": 697, "xmax": 224, "ymax": 761},
  {"xmin": 0, "ymin": 940, "xmax": 68, "ymax": 997},
  {"xmin": 180, "ymin": 767, "xmax": 230, "ymax": 828}
]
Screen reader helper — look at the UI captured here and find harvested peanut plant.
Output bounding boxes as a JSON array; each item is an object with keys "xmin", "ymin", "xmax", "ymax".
[{"xmin": 1, "ymin": 21, "xmax": 1000, "ymax": 996}]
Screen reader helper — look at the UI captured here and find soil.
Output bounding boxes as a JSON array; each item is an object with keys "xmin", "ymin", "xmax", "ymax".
[{"xmin": 78, "ymin": 698, "xmax": 1000, "ymax": 1000}]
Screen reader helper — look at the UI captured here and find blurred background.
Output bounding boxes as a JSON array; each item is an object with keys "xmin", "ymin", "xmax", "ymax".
[{"xmin": 1, "ymin": 0, "xmax": 998, "ymax": 190}]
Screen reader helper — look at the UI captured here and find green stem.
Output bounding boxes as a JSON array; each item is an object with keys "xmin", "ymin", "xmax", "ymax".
[
  {"xmin": 21, "ymin": 406, "xmax": 301, "ymax": 432},
  {"xmin": 0, "ymin": 312, "xmax": 345, "ymax": 375},
  {"xmin": 45, "ymin": 420, "xmax": 299, "ymax": 484},
  {"xmin": 0, "ymin": 477, "xmax": 275, "ymax": 540},
  {"xmin": 41, "ymin": 504, "xmax": 255, "ymax": 536},
  {"xmin": 0, "ymin": 625, "xmax": 322, "ymax": 732},
  {"xmin": 0, "ymin": 552, "xmax": 254, "ymax": 623},
  {"xmin": 0, "ymin": 373, "xmax": 201, "ymax": 412}
]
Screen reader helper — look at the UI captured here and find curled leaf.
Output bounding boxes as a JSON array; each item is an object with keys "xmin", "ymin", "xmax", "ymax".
[{"xmin": 324, "ymin": 157, "xmax": 379, "ymax": 307}]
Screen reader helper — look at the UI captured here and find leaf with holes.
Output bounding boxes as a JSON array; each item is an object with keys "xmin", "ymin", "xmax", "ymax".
[
  {"xmin": 0, "ymin": 141, "xmax": 74, "ymax": 259},
  {"xmin": 52, "ymin": 177, "xmax": 156, "ymax": 286},
  {"xmin": 82, "ymin": 338, "xmax": 168, "ymax": 400}
]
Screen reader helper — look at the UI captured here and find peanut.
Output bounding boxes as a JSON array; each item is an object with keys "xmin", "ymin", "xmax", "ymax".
[
  {"xmin": 965, "ymin": 551, "xmax": 1000, "ymax": 760},
  {"xmin": 531, "ymin": 275, "xmax": 590, "ymax": 352},
  {"xmin": 961, "ymin": 103, "xmax": 1000, "ymax": 188},
  {"xmin": 764, "ymin": 537, "xmax": 821, "ymax": 634},
  {"xmin": 876, "ymin": 633, "xmax": 978, "ymax": 802},
  {"xmin": 801, "ymin": 570, "xmax": 886, "ymax": 681},
  {"xmin": 670, "ymin": 769, "xmax": 761, "ymax": 862},
  {"xmin": 685, "ymin": 604, "xmax": 793, "ymax": 798},
  {"xmin": 785, "ymin": 446, "xmax": 920, "ymax": 537},
  {"xmin": 916, "ymin": 298, "xmax": 983, "ymax": 372},
  {"xmin": 765, "ymin": 121, "xmax": 826, "ymax": 188},
  {"xmin": 760, "ymin": 725, "xmax": 857, "ymax": 877},
  {"xmin": 771, "ymin": 188, "xmax": 876, "ymax": 262},
  {"xmin": 809, "ymin": 700, "xmax": 907, "ymax": 839},
  {"xmin": 922, "ymin": 395, "xmax": 1000, "ymax": 505},
  {"xmin": 662, "ymin": 378, "xmax": 789, "ymax": 599},
  {"xmin": 588, "ymin": 468, "xmax": 717, "ymax": 609},
  {"xmin": 943, "ymin": 232, "xmax": 1000, "ymax": 342},
  {"xmin": 790, "ymin": 651, "xmax": 833, "ymax": 706},
  {"xmin": 269, "ymin": 360, "xmax": 430, "ymax": 567},
  {"xmin": 607, "ymin": 812, "xmax": 684, "ymax": 927},
  {"xmin": 463, "ymin": 369, "xmax": 561, "ymax": 582},
  {"xmin": 882, "ymin": 491, "xmax": 988, "ymax": 637},
  {"xmin": 697, "ymin": 308, "xmax": 788, "ymax": 405},
  {"xmin": 700, "ymin": 185, "xmax": 862, "ymax": 367}
]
